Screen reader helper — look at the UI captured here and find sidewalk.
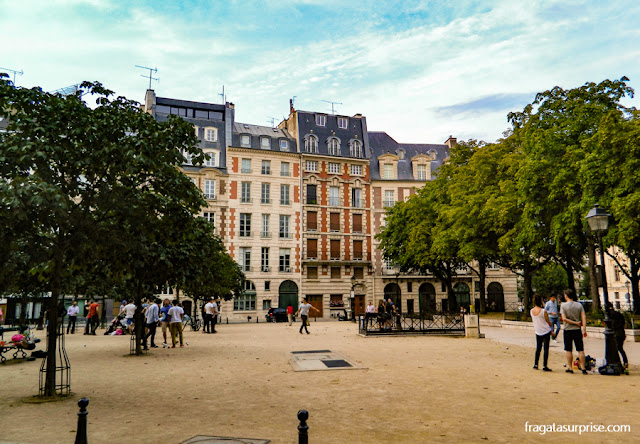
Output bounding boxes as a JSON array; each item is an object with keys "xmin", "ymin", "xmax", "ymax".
[{"xmin": 482, "ymin": 325, "xmax": 639, "ymax": 365}]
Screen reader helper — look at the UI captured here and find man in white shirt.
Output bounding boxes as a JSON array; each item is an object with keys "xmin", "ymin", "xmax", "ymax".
[
  {"xmin": 143, "ymin": 298, "xmax": 160, "ymax": 349},
  {"xmin": 168, "ymin": 300, "xmax": 185, "ymax": 348},
  {"xmin": 365, "ymin": 301, "xmax": 376, "ymax": 327},
  {"xmin": 211, "ymin": 298, "xmax": 219, "ymax": 333},
  {"xmin": 296, "ymin": 298, "xmax": 319, "ymax": 334},
  {"xmin": 66, "ymin": 301, "xmax": 80, "ymax": 334},
  {"xmin": 124, "ymin": 301, "xmax": 137, "ymax": 334},
  {"xmin": 203, "ymin": 298, "xmax": 214, "ymax": 334}
]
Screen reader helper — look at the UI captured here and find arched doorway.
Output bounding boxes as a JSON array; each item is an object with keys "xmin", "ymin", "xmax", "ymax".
[
  {"xmin": 453, "ymin": 282, "xmax": 471, "ymax": 311},
  {"xmin": 278, "ymin": 280, "xmax": 299, "ymax": 312},
  {"xmin": 418, "ymin": 283, "xmax": 436, "ymax": 314},
  {"xmin": 487, "ymin": 282, "xmax": 505, "ymax": 312},
  {"xmin": 384, "ymin": 283, "xmax": 401, "ymax": 312}
]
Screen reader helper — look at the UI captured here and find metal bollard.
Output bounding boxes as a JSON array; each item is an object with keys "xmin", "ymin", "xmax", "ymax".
[
  {"xmin": 75, "ymin": 398, "xmax": 89, "ymax": 444},
  {"xmin": 297, "ymin": 409, "xmax": 309, "ymax": 444}
]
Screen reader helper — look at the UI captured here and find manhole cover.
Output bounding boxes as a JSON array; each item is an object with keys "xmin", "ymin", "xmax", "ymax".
[{"xmin": 322, "ymin": 359, "xmax": 352, "ymax": 368}]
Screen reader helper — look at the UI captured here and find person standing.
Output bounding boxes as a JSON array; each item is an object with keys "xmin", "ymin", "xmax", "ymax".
[
  {"xmin": 544, "ymin": 294, "xmax": 560, "ymax": 342},
  {"xmin": 211, "ymin": 298, "xmax": 219, "ymax": 333},
  {"xmin": 143, "ymin": 298, "xmax": 160, "ymax": 349},
  {"xmin": 159, "ymin": 299, "xmax": 171, "ymax": 347},
  {"xmin": 168, "ymin": 300, "xmax": 185, "ymax": 348},
  {"xmin": 84, "ymin": 299, "xmax": 100, "ymax": 335},
  {"xmin": 203, "ymin": 298, "xmax": 214, "ymax": 334},
  {"xmin": 531, "ymin": 294, "xmax": 553, "ymax": 371},
  {"xmin": 365, "ymin": 302, "xmax": 376, "ymax": 327},
  {"xmin": 66, "ymin": 301, "xmax": 79, "ymax": 334},
  {"xmin": 607, "ymin": 302, "xmax": 629, "ymax": 371},
  {"xmin": 123, "ymin": 300, "xmax": 136, "ymax": 334},
  {"xmin": 560, "ymin": 289, "xmax": 588, "ymax": 374},
  {"xmin": 287, "ymin": 305, "xmax": 294, "ymax": 326},
  {"xmin": 296, "ymin": 299, "xmax": 318, "ymax": 334}
]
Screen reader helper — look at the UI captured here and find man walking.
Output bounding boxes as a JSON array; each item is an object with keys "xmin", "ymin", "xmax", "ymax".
[
  {"xmin": 560, "ymin": 289, "xmax": 588, "ymax": 374},
  {"xmin": 66, "ymin": 300, "xmax": 79, "ymax": 334},
  {"xmin": 168, "ymin": 299, "xmax": 185, "ymax": 348},
  {"xmin": 287, "ymin": 305, "xmax": 294, "ymax": 326},
  {"xmin": 123, "ymin": 300, "xmax": 136, "ymax": 334},
  {"xmin": 143, "ymin": 298, "xmax": 160, "ymax": 349},
  {"xmin": 544, "ymin": 294, "xmax": 561, "ymax": 342},
  {"xmin": 296, "ymin": 298, "xmax": 319, "ymax": 334},
  {"xmin": 203, "ymin": 298, "xmax": 214, "ymax": 334}
]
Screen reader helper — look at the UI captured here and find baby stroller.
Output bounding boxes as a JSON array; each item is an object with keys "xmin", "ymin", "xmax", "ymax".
[{"xmin": 104, "ymin": 313, "xmax": 127, "ymax": 335}]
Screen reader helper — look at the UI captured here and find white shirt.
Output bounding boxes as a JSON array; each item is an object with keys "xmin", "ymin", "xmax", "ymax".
[
  {"xmin": 145, "ymin": 304, "xmax": 159, "ymax": 323},
  {"xmin": 168, "ymin": 306, "xmax": 184, "ymax": 323},
  {"xmin": 531, "ymin": 308, "xmax": 552, "ymax": 336},
  {"xmin": 366, "ymin": 304, "xmax": 375, "ymax": 313},
  {"xmin": 212, "ymin": 302, "xmax": 219, "ymax": 314},
  {"xmin": 299, "ymin": 303, "xmax": 312, "ymax": 316},
  {"xmin": 124, "ymin": 303, "xmax": 136, "ymax": 319},
  {"xmin": 67, "ymin": 305, "xmax": 80, "ymax": 316},
  {"xmin": 205, "ymin": 302, "xmax": 214, "ymax": 314}
]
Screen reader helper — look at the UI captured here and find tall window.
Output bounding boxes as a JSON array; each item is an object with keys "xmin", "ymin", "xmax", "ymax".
[
  {"xmin": 182, "ymin": 150, "xmax": 193, "ymax": 165},
  {"xmin": 204, "ymin": 127, "xmax": 218, "ymax": 142},
  {"xmin": 330, "ymin": 213, "xmax": 340, "ymax": 232},
  {"xmin": 261, "ymin": 214, "xmax": 270, "ymax": 238},
  {"xmin": 328, "ymin": 138, "xmax": 340, "ymax": 156},
  {"xmin": 329, "ymin": 187, "xmax": 339, "ymax": 206},
  {"xmin": 279, "ymin": 249, "xmax": 291, "ymax": 272},
  {"xmin": 239, "ymin": 213, "xmax": 251, "ymax": 237},
  {"xmin": 261, "ymin": 183, "xmax": 270, "ymax": 204},
  {"xmin": 281, "ymin": 162, "xmax": 290, "ymax": 177},
  {"xmin": 261, "ymin": 160, "xmax": 271, "ymax": 175},
  {"xmin": 352, "ymin": 214, "xmax": 363, "ymax": 232},
  {"xmin": 350, "ymin": 140, "xmax": 362, "ymax": 157},
  {"xmin": 241, "ymin": 158, "xmax": 251, "ymax": 173},
  {"xmin": 307, "ymin": 239, "xmax": 318, "ymax": 258},
  {"xmin": 305, "ymin": 135, "xmax": 318, "ymax": 153},
  {"xmin": 351, "ymin": 164, "xmax": 362, "ymax": 176},
  {"xmin": 338, "ymin": 117, "xmax": 348, "ymax": 129},
  {"xmin": 305, "ymin": 160, "xmax": 318, "ymax": 172},
  {"xmin": 353, "ymin": 240, "xmax": 363, "ymax": 260},
  {"xmin": 384, "ymin": 190, "xmax": 395, "ymax": 208},
  {"xmin": 204, "ymin": 179, "xmax": 216, "ymax": 199},
  {"xmin": 307, "ymin": 267, "xmax": 318, "ymax": 279},
  {"xmin": 307, "ymin": 184, "xmax": 317, "ymax": 204},
  {"xmin": 307, "ymin": 211, "xmax": 317, "ymax": 231},
  {"xmin": 279, "ymin": 215, "xmax": 291, "ymax": 238},
  {"xmin": 239, "ymin": 247, "xmax": 251, "ymax": 271},
  {"xmin": 203, "ymin": 212, "xmax": 215, "ymax": 226},
  {"xmin": 383, "ymin": 164, "xmax": 393, "ymax": 179},
  {"xmin": 316, "ymin": 115, "xmax": 326, "ymax": 126},
  {"xmin": 234, "ymin": 281, "xmax": 256, "ymax": 311},
  {"xmin": 351, "ymin": 188, "xmax": 361, "ymax": 208},
  {"xmin": 205, "ymin": 151, "xmax": 216, "ymax": 167},
  {"xmin": 261, "ymin": 247, "xmax": 269, "ymax": 272},
  {"xmin": 260, "ymin": 137, "xmax": 271, "ymax": 149},
  {"xmin": 241, "ymin": 182, "xmax": 251, "ymax": 203},
  {"xmin": 330, "ymin": 240, "xmax": 340, "ymax": 260},
  {"xmin": 416, "ymin": 164, "xmax": 427, "ymax": 180},
  {"xmin": 280, "ymin": 184, "xmax": 290, "ymax": 205},
  {"xmin": 328, "ymin": 162, "xmax": 340, "ymax": 174},
  {"xmin": 280, "ymin": 140, "xmax": 289, "ymax": 151}
]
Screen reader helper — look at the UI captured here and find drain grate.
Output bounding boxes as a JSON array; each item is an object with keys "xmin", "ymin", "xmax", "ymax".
[{"xmin": 322, "ymin": 359, "xmax": 352, "ymax": 368}]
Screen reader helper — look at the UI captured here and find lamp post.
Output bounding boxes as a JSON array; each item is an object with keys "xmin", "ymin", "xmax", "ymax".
[{"xmin": 585, "ymin": 204, "xmax": 623, "ymax": 374}]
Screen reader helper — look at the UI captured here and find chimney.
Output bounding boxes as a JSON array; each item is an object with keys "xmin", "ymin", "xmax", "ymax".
[
  {"xmin": 290, "ymin": 98, "xmax": 295, "ymax": 113},
  {"xmin": 144, "ymin": 89, "xmax": 156, "ymax": 115},
  {"xmin": 445, "ymin": 135, "xmax": 457, "ymax": 149}
]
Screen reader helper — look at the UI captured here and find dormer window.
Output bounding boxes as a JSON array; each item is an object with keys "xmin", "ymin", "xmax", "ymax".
[
  {"xmin": 280, "ymin": 140, "xmax": 289, "ymax": 151},
  {"xmin": 316, "ymin": 115, "xmax": 327, "ymax": 126},
  {"xmin": 260, "ymin": 137, "xmax": 271, "ymax": 149},
  {"xmin": 383, "ymin": 164, "xmax": 393, "ymax": 179},
  {"xmin": 204, "ymin": 127, "xmax": 218, "ymax": 142},
  {"xmin": 338, "ymin": 117, "xmax": 348, "ymax": 129},
  {"xmin": 241, "ymin": 135, "xmax": 251, "ymax": 147},
  {"xmin": 205, "ymin": 151, "xmax": 216, "ymax": 167},
  {"xmin": 328, "ymin": 138, "xmax": 340, "ymax": 156},
  {"xmin": 397, "ymin": 149, "xmax": 405, "ymax": 159},
  {"xmin": 305, "ymin": 135, "xmax": 318, "ymax": 153},
  {"xmin": 416, "ymin": 164, "xmax": 427, "ymax": 180},
  {"xmin": 350, "ymin": 140, "xmax": 363, "ymax": 158}
]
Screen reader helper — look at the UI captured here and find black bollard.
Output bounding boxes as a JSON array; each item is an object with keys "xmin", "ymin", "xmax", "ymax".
[
  {"xmin": 297, "ymin": 409, "xmax": 309, "ymax": 444},
  {"xmin": 75, "ymin": 398, "xmax": 89, "ymax": 444}
]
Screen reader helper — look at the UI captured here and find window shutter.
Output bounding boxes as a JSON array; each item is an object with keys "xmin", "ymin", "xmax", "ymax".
[
  {"xmin": 330, "ymin": 240, "xmax": 340, "ymax": 259},
  {"xmin": 330, "ymin": 213, "xmax": 340, "ymax": 231},
  {"xmin": 353, "ymin": 214, "xmax": 362, "ymax": 232},
  {"xmin": 307, "ymin": 211, "xmax": 317, "ymax": 230},
  {"xmin": 307, "ymin": 239, "xmax": 318, "ymax": 258},
  {"xmin": 353, "ymin": 240, "xmax": 363, "ymax": 259}
]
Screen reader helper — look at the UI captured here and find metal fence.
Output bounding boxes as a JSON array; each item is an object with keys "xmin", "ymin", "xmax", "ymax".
[{"xmin": 357, "ymin": 312, "xmax": 465, "ymax": 336}]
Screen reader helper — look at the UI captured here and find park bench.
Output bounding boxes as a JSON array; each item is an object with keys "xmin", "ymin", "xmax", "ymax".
[{"xmin": 0, "ymin": 325, "xmax": 38, "ymax": 364}]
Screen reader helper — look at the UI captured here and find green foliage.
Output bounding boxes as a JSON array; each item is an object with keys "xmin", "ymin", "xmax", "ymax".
[{"xmin": 532, "ymin": 263, "xmax": 568, "ymax": 299}]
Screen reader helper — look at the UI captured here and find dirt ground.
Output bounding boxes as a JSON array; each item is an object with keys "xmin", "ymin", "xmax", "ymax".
[{"xmin": 1, "ymin": 321, "xmax": 638, "ymax": 443}]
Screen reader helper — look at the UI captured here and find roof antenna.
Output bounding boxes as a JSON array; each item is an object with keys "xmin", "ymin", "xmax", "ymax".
[
  {"xmin": 0, "ymin": 66, "xmax": 24, "ymax": 86},
  {"xmin": 267, "ymin": 117, "xmax": 279, "ymax": 127},
  {"xmin": 219, "ymin": 85, "xmax": 226, "ymax": 103},
  {"xmin": 135, "ymin": 65, "xmax": 159, "ymax": 89},
  {"xmin": 321, "ymin": 99, "xmax": 343, "ymax": 115}
]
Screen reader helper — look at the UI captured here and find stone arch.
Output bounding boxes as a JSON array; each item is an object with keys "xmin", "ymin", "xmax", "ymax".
[
  {"xmin": 418, "ymin": 283, "xmax": 437, "ymax": 313},
  {"xmin": 278, "ymin": 280, "xmax": 299, "ymax": 312},
  {"xmin": 487, "ymin": 282, "xmax": 505, "ymax": 312},
  {"xmin": 384, "ymin": 283, "xmax": 402, "ymax": 312}
]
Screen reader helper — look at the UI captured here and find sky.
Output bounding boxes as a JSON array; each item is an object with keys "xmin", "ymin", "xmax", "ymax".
[{"xmin": 1, "ymin": 0, "xmax": 639, "ymax": 143}]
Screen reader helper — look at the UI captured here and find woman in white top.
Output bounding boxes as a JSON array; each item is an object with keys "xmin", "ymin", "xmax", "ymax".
[{"xmin": 530, "ymin": 294, "xmax": 553, "ymax": 371}]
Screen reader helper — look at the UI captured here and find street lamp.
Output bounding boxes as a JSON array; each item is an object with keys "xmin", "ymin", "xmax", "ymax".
[{"xmin": 585, "ymin": 203, "xmax": 624, "ymax": 374}]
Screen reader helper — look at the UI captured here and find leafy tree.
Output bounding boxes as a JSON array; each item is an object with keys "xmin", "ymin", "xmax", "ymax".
[{"xmin": 532, "ymin": 262, "xmax": 568, "ymax": 299}]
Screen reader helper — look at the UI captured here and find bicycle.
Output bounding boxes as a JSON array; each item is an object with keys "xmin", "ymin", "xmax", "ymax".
[{"xmin": 182, "ymin": 315, "xmax": 202, "ymax": 332}]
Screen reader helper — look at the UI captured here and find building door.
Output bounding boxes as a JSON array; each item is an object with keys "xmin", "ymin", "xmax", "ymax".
[
  {"xmin": 306, "ymin": 295, "xmax": 323, "ymax": 318},
  {"xmin": 418, "ymin": 283, "xmax": 436, "ymax": 314},
  {"xmin": 353, "ymin": 295, "xmax": 365, "ymax": 316},
  {"xmin": 454, "ymin": 282, "xmax": 471, "ymax": 311},
  {"xmin": 384, "ymin": 283, "xmax": 402, "ymax": 312},
  {"xmin": 487, "ymin": 282, "xmax": 505, "ymax": 312},
  {"xmin": 278, "ymin": 280, "xmax": 299, "ymax": 312}
]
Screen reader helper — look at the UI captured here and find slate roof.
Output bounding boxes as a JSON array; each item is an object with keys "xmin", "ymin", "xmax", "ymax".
[
  {"xmin": 368, "ymin": 132, "xmax": 450, "ymax": 181},
  {"xmin": 156, "ymin": 96, "xmax": 226, "ymax": 112},
  {"xmin": 232, "ymin": 122, "xmax": 298, "ymax": 153}
]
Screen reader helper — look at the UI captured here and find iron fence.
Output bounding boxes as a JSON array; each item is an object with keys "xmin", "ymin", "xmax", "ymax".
[{"xmin": 358, "ymin": 312, "xmax": 465, "ymax": 336}]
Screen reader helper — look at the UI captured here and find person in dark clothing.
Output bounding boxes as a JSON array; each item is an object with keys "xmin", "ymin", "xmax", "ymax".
[{"xmin": 607, "ymin": 302, "xmax": 628, "ymax": 370}]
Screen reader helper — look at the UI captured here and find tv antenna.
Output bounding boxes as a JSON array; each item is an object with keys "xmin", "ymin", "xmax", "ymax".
[
  {"xmin": 135, "ymin": 65, "xmax": 159, "ymax": 89},
  {"xmin": 0, "ymin": 66, "xmax": 24, "ymax": 85},
  {"xmin": 219, "ymin": 85, "xmax": 226, "ymax": 103},
  {"xmin": 322, "ymin": 99, "xmax": 342, "ymax": 115},
  {"xmin": 267, "ymin": 116, "xmax": 280, "ymax": 127}
]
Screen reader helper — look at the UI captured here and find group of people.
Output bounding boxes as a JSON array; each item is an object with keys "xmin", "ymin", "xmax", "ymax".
[
  {"xmin": 531, "ymin": 289, "xmax": 629, "ymax": 373},
  {"xmin": 362, "ymin": 298, "xmax": 400, "ymax": 330},
  {"xmin": 203, "ymin": 297, "xmax": 220, "ymax": 334}
]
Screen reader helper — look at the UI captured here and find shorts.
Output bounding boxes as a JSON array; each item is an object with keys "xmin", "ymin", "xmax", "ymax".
[
  {"xmin": 161, "ymin": 321, "xmax": 170, "ymax": 334},
  {"xmin": 563, "ymin": 329, "xmax": 584, "ymax": 352},
  {"xmin": 125, "ymin": 318, "xmax": 134, "ymax": 326}
]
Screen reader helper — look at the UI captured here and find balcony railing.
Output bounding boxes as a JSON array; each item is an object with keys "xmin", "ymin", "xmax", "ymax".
[
  {"xmin": 383, "ymin": 200, "xmax": 395, "ymax": 208},
  {"xmin": 261, "ymin": 232, "xmax": 271, "ymax": 238},
  {"xmin": 239, "ymin": 231, "xmax": 252, "ymax": 237},
  {"xmin": 329, "ymin": 198, "xmax": 340, "ymax": 206}
]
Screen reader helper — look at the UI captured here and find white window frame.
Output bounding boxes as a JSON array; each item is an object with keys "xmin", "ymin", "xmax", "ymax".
[
  {"xmin": 203, "ymin": 212, "xmax": 215, "ymax": 225},
  {"xmin": 241, "ymin": 158, "xmax": 251, "ymax": 174},
  {"xmin": 261, "ymin": 160, "xmax": 271, "ymax": 175},
  {"xmin": 204, "ymin": 127, "xmax": 218, "ymax": 142},
  {"xmin": 316, "ymin": 115, "xmax": 326, "ymax": 126},
  {"xmin": 384, "ymin": 190, "xmax": 395, "ymax": 207},
  {"xmin": 241, "ymin": 135, "xmax": 251, "ymax": 147},
  {"xmin": 305, "ymin": 160, "xmax": 318, "ymax": 172},
  {"xmin": 279, "ymin": 215, "xmax": 291, "ymax": 239},
  {"xmin": 351, "ymin": 188, "xmax": 362, "ymax": 208},
  {"xmin": 239, "ymin": 213, "xmax": 251, "ymax": 237},
  {"xmin": 279, "ymin": 248, "xmax": 291, "ymax": 272},
  {"xmin": 350, "ymin": 140, "xmax": 362, "ymax": 158},
  {"xmin": 204, "ymin": 179, "xmax": 216, "ymax": 199},
  {"xmin": 261, "ymin": 183, "xmax": 270, "ymax": 204},
  {"xmin": 280, "ymin": 140, "xmax": 289, "ymax": 151},
  {"xmin": 260, "ymin": 137, "xmax": 271, "ymax": 149},
  {"xmin": 383, "ymin": 164, "xmax": 393, "ymax": 179},
  {"xmin": 205, "ymin": 151, "xmax": 216, "ymax": 167},
  {"xmin": 338, "ymin": 117, "xmax": 348, "ymax": 129},
  {"xmin": 328, "ymin": 162, "xmax": 340, "ymax": 174},
  {"xmin": 280, "ymin": 162, "xmax": 290, "ymax": 177},
  {"xmin": 261, "ymin": 247, "xmax": 270, "ymax": 271},
  {"xmin": 328, "ymin": 138, "xmax": 340, "ymax": 156},
  {"xmin": 239, "ymin": 247, "xmax": 251, "ymax": 272},
  {"xmin": 241, "ymin": 182, "xmax": 251, "ymax": 203},
  {"xmin": 416, "ymin": 164, "xmax": 427, "ymax": 180},
  {"xmin": 280, "ymin": 184, "xmax": 290, "ymax": 205},
  {"xmin": 351, "ymin": 164, "xmax": 362, "ymax": 176},
  {"xmin": 261, "ymin": 214, "xmax": 270, "ymax": 238},
  {"xmin": 305, "ymin": 135, "xmax": 318, "ymax": 153},
  {"xmin": 329, "ymin": 186, "xmax": 340, "ymax": 207}
]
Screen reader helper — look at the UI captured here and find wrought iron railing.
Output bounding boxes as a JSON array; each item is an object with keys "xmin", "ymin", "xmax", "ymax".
[{"xmin": 357, "ymin": 312, "xmax": 465, "ymax": 336}]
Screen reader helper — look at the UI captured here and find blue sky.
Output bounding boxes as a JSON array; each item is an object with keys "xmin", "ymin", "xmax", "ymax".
[{"xmin": 1, "ymin": 0, "xmax": 639, "ymax": 143}]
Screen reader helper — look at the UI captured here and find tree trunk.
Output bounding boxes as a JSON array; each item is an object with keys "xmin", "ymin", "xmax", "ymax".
[
  {"xmin": 587, "ymin": 237, "xmax": 601, "ymax": 314},
  {"xmin": 564, "ymin": 249, "xmax": 576, "ymax": 295},
  {"xmin": 44, "ymin": 258, "xmax": 62, "ymax": 397},
  {"xmin": 478, "ymin": 262, "xmax": 487, "ymax": 314},
  {"xmin": 522, "ymin": 264, "xmax": 533, "ymax": 317}
]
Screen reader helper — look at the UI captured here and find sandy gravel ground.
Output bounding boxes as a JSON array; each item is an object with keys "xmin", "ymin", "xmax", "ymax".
[{"xmin": 1, "ymin": 321, "xmax": 638, "ymax": 443}]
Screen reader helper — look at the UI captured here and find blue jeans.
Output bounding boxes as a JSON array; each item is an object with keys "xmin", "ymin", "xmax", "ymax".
[{"xmin": 549, "ymin": 317, "xmax": 560, "ymax": 338}]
